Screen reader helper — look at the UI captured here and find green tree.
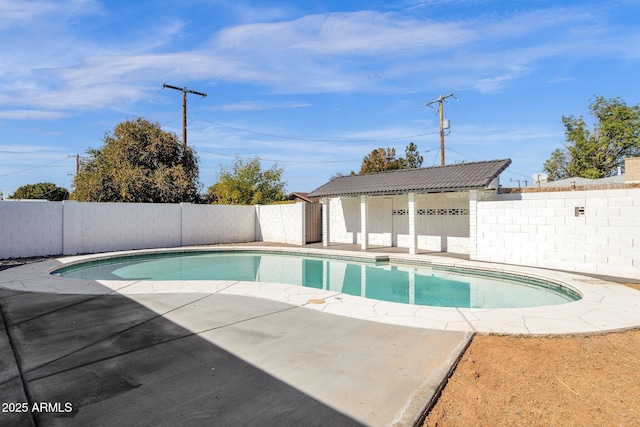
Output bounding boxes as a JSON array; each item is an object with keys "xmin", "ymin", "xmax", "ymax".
[
  {"xmin": 72, "ymin": 118, "xmax": 200, "ymax": 202},
  {"xmin": 359, "ymin": 147, "xmax": 404, "ymax": 173},
  {"xmin": 544, "ymin": 97, "xmax": 640, "ymax": 180},
  {"xmin": 404, "ymin": 142, "xmax": 424, "ymax": 169},
  {"xmin": 207, "ymin": 156, "xmax": 287, "ymax": 205},
  {"xmin": 359, "ymin": 143, "xmax": 424, "ymax": 174},
  {"xmin": 543, "ymin": 149, "xmax": 570, "ymax": 181},
  {"xmin": 9, "ymin": 182, "xmax": 69, "ymax": 201}
]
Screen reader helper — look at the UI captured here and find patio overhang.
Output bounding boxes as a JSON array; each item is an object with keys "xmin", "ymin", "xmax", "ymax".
[{"xmin": 309, "ymin": 159, "xmax": 511, "ymax": 254}]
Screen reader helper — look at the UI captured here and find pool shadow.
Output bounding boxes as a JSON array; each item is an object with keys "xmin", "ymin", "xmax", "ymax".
[{"xmin": 0, "ymin": 287, "xmax": 363, "ymax": 426}]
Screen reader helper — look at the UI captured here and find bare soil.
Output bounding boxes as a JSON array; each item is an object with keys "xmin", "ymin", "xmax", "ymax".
[{"xmin": 424, "ymin": 322, "xmax": 640, "ymax": 426}]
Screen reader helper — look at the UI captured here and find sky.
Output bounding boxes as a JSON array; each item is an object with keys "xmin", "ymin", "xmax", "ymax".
[{"xmin": 1, "ymin": 0, "xmax": 640, "ymax": 198}]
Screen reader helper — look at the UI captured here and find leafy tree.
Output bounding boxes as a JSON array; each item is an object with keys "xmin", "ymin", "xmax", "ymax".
[
  {"xmin": 543, "ymin": 149, "xmax": 570, "ymax": 181},
  {"xmin": 360, "ymin": 147, "xmax": 404, "ymax": 173},
  {"xmin": 359, "ymin": 143, "xmax": 423, "ymax": 174},
  {"xmin": 404, "ymin": 142, "xmax": 424, "ymax": 169},
  {"xmin": 9, "ymin": 182, "xmax": 69, "ymax": 201},
  {"xmin": 207, "ymin": 156, "xmax": 287, "ymax": 205},
  {"xmin": 72, "ymin": 118, "xmax": 200, "ymax": 202},
  {"xmin": 544, "ymin": 97, "xmax": 640, "ymax": 180}
]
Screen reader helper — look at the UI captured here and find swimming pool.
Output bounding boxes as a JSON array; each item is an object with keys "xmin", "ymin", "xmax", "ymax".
[{"xmin": 54, "ymin": 251, "xmax": 580, "ymax": 309}]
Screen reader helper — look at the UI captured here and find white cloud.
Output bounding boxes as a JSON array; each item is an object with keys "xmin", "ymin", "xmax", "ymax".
[
  {"xmin": 0, "ymin": 110, "xmax": 68, "ymax": 120},
  {"xmin": 215, "ymin": 101, "xmax": 312, "ymax": 111},
  {"xmin": 1, "ymin": 3, "xmax": 639, "ymax": 114},
  {"xmin": 0, "ymin": 0, "xmax": 101, "ymax": 29},
  {"xmin": 214, "ymin": 11, "xmax": 475, "ymax": 56}
]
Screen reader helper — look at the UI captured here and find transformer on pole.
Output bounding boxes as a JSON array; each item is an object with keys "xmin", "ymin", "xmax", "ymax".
[{"xmin": 424, "ymin": 93, "xmax": 456, "ymax": 166}]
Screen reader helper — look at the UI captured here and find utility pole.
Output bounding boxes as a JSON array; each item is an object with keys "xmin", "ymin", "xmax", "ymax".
[
  {"xmin": 68, "ymin": 154, "xmax": 80, "ymax": 175},
  {"xmin": 162, "ymin": 83, "xmax": 207, "ymax": 151},
  {"xmin": 425, "ymin": 93, "xmax": 456, "ymax": 166}
]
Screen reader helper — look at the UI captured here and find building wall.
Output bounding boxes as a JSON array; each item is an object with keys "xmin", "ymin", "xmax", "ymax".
[
  {"xmin": 328, "ymin": 197, "xmax": 360, "ymax": 245},
  {"xmin": 327, "ymin": 194, "xmax": 471, "ymax": 254},
  {"xmin": 474, "ymin": 188, "xmax": 640, "ymax": 279}
]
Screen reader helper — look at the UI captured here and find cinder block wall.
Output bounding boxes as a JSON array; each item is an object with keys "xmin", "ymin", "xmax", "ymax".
[
  {"xmin": 255, "ymin": 203, "xmax": 305, "ymax": 246},
  {"xmin": 0, "ymin": 201, "xmax": 301, "ymax": 258},
  {"xmin": 474, "ymin": 188, "xmax": 640, "ymax": 279},
  {"xmin": 328, "ymin": 194, "xmax": 471, "ymax": 254},
  {"xmin": 62, "ymin": 201, "xmax": 182, "ymax": 255},
  {"xmin": 0, "ymin": 200, "xmax": 63, "ymax": 258},
  {"xmin": 182, "ymin": 204, "xmax": 255, "ymax": 245},
  {"xmin": 328, "ymin": 197, "xmax": 360, "ymax": 244}
]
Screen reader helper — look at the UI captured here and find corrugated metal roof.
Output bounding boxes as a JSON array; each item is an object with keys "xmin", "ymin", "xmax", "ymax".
[{"xmin": 309, "ymin": 159, "xmax": 512, "ymax": 197}]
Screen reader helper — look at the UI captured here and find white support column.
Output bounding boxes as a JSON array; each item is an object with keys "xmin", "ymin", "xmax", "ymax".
[
  {"xmin": 322, "ymin": 197, "xmax": 330, "ymax": 247},
  {"xmin": 469, "ymin": 190, "xmax": 478, "ymax": 260},
  {"xmin": 408, "ymin": 192, "xmax": 417, "ymax": 255},
  {"xmin": 360, "ymin": 195, "xmax": 369, "ymax": 250}
]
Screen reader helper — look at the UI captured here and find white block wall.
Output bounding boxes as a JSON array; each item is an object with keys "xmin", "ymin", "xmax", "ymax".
[
  {"xmin": 1, "ymin": 201, "xmax": 301, "ymax": 258},
  {"xmin": 62, "ymin": 201, "xmax": 183, "ymax": 255},
  {"xmin": 256, "ymin": 203, "xmax": 306, "ymax": 246},
  {"xmin": 328, "ymin": 197, "xmax": 360, "ymax": 244},
  {"xmin": 0, "ymin": 200, "xmax": 63, "ymax": 258},
  {"xmin": 411, "ymin": 193, "xmax": 470, "ymax": 254},
  {"xmin": 475, "ymin": 188, "xmax": 640, "ymax": 279},
  {"xmin": 182, "ymin": 204, "xmax": 255, "ymax": 245},
  {"xmin": 327, "ymin": 194, "xmax": 471, "ymax": 254}
]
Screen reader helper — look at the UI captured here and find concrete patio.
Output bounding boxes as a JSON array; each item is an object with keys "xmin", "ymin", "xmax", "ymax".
[
  {"xmin": 0, "ymin": 256, "xmax": 471, "ymax": 427},
  {"xmin": 2, "ymin": 245, "xmax": 640, "ymax": 426}
]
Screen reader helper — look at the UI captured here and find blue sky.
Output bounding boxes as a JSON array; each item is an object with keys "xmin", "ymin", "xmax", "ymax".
[{"xmin": 1, "ymin": 0, "xmax": 639, "ymax": 198}]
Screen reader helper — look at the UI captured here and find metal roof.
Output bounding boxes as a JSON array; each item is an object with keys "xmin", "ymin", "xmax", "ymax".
[{"xmin": 309, "ymin": 158, "xmax": 512, "ymax": 198}]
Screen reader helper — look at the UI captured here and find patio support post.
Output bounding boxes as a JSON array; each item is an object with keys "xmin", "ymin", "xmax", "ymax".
[
  {"xmin": 322, "ymin": 197, "xmax": 330, "ymax": 247},
  {"xmin": 408, "ymin": 192, "xmax": 417, "ymax": 255},
  {"xmin": 360, "ymin": 195, "xmax": 369, "ymax": 250},
  {"xmin": 469, "ymin": 190, "xmax": 478, "ymax": 260}
]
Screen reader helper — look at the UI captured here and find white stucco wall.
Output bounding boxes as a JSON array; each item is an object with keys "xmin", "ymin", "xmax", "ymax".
[{"xmin": 475, "ymin": 188, "xmax": 640, "ymax": 279}]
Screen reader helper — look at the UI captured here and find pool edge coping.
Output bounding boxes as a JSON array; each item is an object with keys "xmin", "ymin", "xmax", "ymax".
[{"xmin": 2, "ymin": 245, "xmax": 640, "ymax": 335}]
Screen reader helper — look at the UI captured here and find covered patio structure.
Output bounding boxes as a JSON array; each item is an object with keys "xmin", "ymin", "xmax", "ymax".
[{"xmin": 308, "ymin": 159, "xmax": 511, "ymax": 256}]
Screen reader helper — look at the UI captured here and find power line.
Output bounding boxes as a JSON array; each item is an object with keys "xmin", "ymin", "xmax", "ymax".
[
  {"xmin": 443, "ymin": 147, "xmax": 531, "ymax": 178},
  {"xmin": 195, "ymin": 148, "xmax": 362, "ymax": 164},
  {"xmin": 193, "ymin": 117, "xmax": 440, "ymax": 143},
  {"xmin": 0, "ymin": 157, "xmax": 72, "ymax": 178}
]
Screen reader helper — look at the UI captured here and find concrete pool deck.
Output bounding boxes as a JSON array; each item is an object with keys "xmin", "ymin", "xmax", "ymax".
[
  {"xmin": 1, "ymin": 246, "xmax": 640, "ymax": 425},
  {"xmin": 4, "ymin": 245, "xmax": 640, "ymax": 335}
]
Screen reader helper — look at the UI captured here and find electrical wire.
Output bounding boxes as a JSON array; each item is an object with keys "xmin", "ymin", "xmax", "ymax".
[
  {"xmin": 0, "ymin": 157, "xmax": 72, "ymax": 178},
  {"xmin": 193, "ymin": 117, "xmax": 440, "ymax": 143},
  {"xmin": 195, "ymin": 148, "xmax": 361, "ymax": 164}
]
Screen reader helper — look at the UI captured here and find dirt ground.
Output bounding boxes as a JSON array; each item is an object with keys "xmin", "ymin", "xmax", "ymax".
[{"xmin": 424, "ymin": 285, "xmax": 640, "ymax": 427}]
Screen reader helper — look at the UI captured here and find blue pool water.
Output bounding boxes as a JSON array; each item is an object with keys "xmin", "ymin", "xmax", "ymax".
[{"xmin": 54, "ymin": 251, "xmax": 580, "ymax": 309}]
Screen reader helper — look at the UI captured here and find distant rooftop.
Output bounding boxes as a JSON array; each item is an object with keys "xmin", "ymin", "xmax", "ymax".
[
  {"xmin": 309, "ymin": 159, "xmax": 512, "ymax": 198},
  {"xmin": 536, "ymin": 174, "xmax": 625, "ymax": 188}
]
